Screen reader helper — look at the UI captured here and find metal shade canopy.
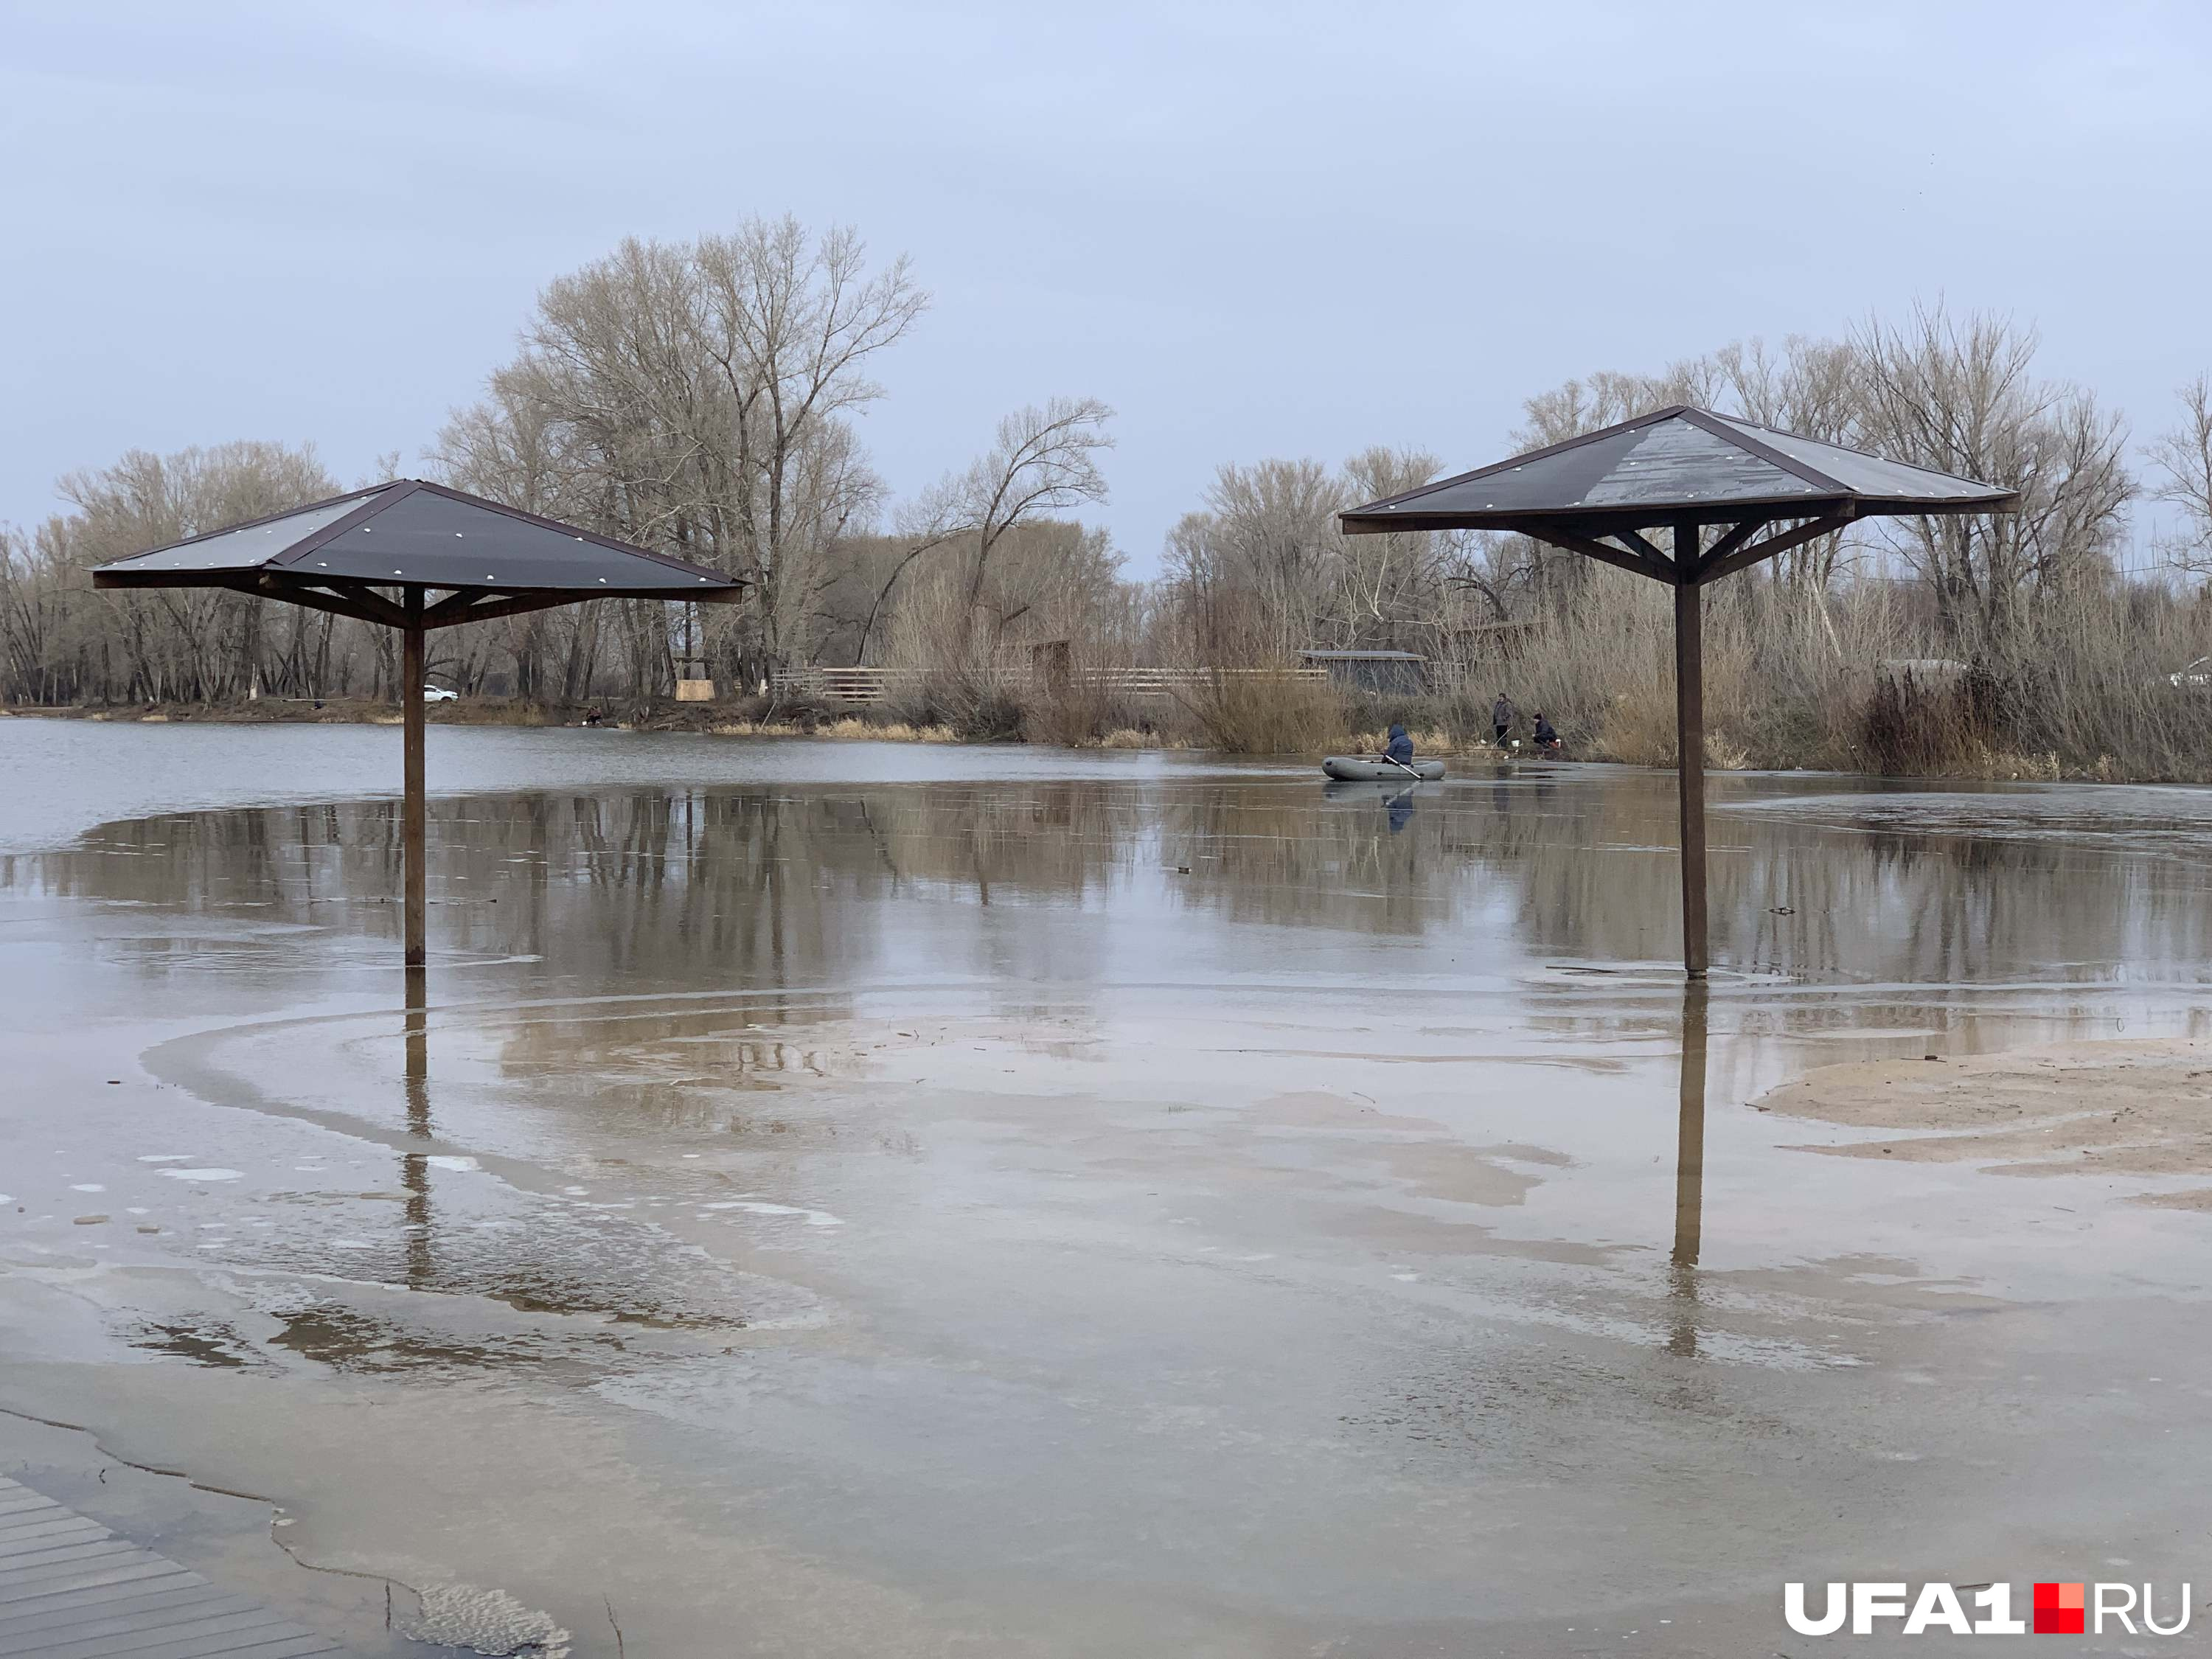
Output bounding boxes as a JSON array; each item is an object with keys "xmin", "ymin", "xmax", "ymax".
[
  {"xmin": 1340, "ymin": 406, "xmax": 2020, "ymax": 978},
  {"xmin": 94, "ymin": 479, "xmax": 747, "ymax": 967}
]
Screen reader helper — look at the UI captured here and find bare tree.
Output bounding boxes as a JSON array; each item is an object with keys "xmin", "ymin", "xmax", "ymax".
[
  {"xmin": 1854, "ymin": 303, "xmax": 2132, "ymax": 642},
  {"xmin": 1164, "ymin": 459, "xmax": 1342, "ymax": 658},
  {"xmin": 39, "ymin": 443, "xmax": 342, "ymax": 704},
  {"xmin": 957, "ymin": 397, "xmax": 1113, "ymax": 614},
  {"xmin": 2149, "ymin": 373, "xmax": 2212, "ymax": 578},
  {"xmin": 1332, "ymin": 446, "xmax": 1442, "ymax": 646},
  {"xmin": 442, "ymin": 218, "xmax": 922, "ymax": 692},
  {"xmin": 693, "ymin": 219, "xmax": 922, "ymax": 671},
  {"xmin": 855, "ymin": 397, "xmax": 1113, "ymax": 664},
  {"xmin": 1158, "ymin": 448, "xmax": 1453, "ymax": 665}
]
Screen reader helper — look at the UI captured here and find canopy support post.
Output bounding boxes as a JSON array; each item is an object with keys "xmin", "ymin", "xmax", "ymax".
[
  {"xmin": 1673, "ymin": 521, "xmax": 1707, "ymax": 978},
  {"xmin": 401, "ymin": 593, "xmax": 427, "ymax": 967}
]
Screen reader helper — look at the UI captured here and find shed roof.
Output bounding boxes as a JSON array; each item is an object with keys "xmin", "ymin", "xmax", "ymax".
[
  {"xmin": 1298, "ymin": 649, "xmax": 1426, "ymax": 662},
  {"xmin": 94, "ymin": 479, "xmax": 744, "ymax": 599},
  {"xmin": 1339, "ymin": 406, "xmax": 2017, "ymax": 534}
]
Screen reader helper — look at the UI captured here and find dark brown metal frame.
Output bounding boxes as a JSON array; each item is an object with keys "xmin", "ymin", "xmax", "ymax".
[
  {"xmin": 1341, "ymin": 408, "xmax": 2022, "ymax": 978},
  {"xmin": 94, "ymin": 481, "xmax": 747, "ymax": 970}
]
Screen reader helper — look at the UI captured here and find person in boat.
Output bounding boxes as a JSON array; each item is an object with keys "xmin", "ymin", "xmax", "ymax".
[
  {"xmin": 1492, "ymin": 692, "xmax": 1517, "ymax": 747},
  {"xmin": 1531, "ymin": 712, "xmax": 1562, "ymax": 757},
  {"xmin": 1384, "ymin": 723, "xmax": 1415, "ymax": 766}
]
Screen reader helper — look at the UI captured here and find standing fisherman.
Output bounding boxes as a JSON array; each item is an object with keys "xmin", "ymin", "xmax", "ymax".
[{"xmin": 1491, "ymin": 692, "xmax": 1517, "ymax": 748}]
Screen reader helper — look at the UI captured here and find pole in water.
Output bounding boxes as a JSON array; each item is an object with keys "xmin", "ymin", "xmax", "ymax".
[
  {"xmin": 1668, "ymin": 978, "xmax": 1709, "ymax": 1357},
  {"xmin": 402, "ymin": 591, "xmax": 427, "ymax": 967},
  {"xmin": 1673, "ymin": 521, "xmax": 1708, "ymax": 978}
]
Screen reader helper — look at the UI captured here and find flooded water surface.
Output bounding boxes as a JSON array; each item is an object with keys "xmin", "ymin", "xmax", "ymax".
[{"xmin": 4, "ymin": 721, "xmax": 2211, "ymax": 1655}]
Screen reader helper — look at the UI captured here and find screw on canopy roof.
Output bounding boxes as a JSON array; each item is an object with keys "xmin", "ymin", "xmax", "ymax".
[
  {"xmin": 92, "ymin": 479, "xmax": 747, "ymax": 968},
  {"xmin": 1339, "ymin": 406, "xmax": 2020, "ymax": 978}
]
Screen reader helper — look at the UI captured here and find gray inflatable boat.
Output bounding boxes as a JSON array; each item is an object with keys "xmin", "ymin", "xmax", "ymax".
[{"xmin": 1321, "ymin": 756, "xmax": 1445, "ymax": 782}]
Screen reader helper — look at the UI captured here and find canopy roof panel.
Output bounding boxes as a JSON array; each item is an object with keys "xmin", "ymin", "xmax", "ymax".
[
  {"xmin": 1702, "ymin": 413, "xmax": 1999, "ymax": 502},
  {"xmin": 1340, "ymin": 406, "xmax": 2017, "ymax": 534},
  {"xmin": 102, "ymin": 491, "xmax": 381, "ymax": 576},
  {"xmin": 94, "ymin": 479, "xmax": 745, "ymax": 599}
]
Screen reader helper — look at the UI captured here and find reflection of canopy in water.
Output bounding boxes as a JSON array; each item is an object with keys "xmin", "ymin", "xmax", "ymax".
[
  {"xmin": 1343, "ymin": 407, "xmax": 2020, "ymax": 977},
  {"xmin": 94, "ymin": 481, "xmax": 746, "ymax": 966}
]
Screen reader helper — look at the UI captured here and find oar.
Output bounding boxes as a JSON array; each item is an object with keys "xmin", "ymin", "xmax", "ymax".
[{"xmin": 1382, "ymin": 752, "xmax": 1423, "ymax": 782}]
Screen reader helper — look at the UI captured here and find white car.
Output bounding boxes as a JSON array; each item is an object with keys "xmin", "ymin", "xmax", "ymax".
[
  {"xmin": 422, "ymin": 684, "xmax": 460, "ymax": 703},
  {"xmin": 2168, "ymin": 658, "xmax": 2212, "ymax": 689}
]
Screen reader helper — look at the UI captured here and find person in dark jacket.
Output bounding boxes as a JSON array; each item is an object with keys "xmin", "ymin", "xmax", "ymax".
[
  {"xmin": 1492, "ymin": 692, "xmax": 1517, "ymax": 747},
  {"xmin": 1531, "ymin": 712, "xmax": 1561, "ymax": 756},
  {"xmin": 1384, "ymin": 723, "xmax": 1415, "ymax": 765}
]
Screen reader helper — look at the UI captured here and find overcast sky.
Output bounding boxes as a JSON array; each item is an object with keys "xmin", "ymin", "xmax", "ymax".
[{"xmin": 6, "ymin": 1, "xmax": 2208, "ymax": 575}]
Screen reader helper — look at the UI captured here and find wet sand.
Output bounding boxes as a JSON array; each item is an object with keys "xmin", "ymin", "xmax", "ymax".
[
  {"xmin": 6, "ymin": 725, "xmax": 2212, "ymax": 1655},
  {"xmin": 1762, "ymin": 1037, "xmax": 2212, "ymax": 1198}
]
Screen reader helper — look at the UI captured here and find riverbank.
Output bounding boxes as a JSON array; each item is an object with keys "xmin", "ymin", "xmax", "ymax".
[
  {"xmin": 0, "ymin": 699, "xmax": 1514, "ymax": 758},
  {"xmin": 4, "ymin": 691, "xmax": 2191, "ymax": 781}
]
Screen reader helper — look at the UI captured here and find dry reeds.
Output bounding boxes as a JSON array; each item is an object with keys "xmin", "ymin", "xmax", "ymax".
[
  {"xmin": 736, "ymin": 558, "xmax": 2212, "ymax": 779},
  {"xmin": 1174, "ymin": 667, "xmax": 1346, "ymax": 754},
  {"xmin": 876, "ymin": 570, "xmax": 1029, "ymax": 739}
]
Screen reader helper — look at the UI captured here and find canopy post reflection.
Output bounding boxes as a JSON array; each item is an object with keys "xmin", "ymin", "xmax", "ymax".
[
  {"xmin": 1668, "ymin": 981, "xmax": 1709, "ymax": 1357},
  {"xmin": 403, "ymin": 966, "xmax": 430, "ymax": 1138},
  {"xmin": 402, "ymin": 965, "xmax": 434, "ymax": 1290}
]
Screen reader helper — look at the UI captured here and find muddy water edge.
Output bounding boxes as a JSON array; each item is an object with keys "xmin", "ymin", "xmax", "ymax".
[{"xmin": 4, "ymin": 720, "xmax": 2212, "ymax": 1656}]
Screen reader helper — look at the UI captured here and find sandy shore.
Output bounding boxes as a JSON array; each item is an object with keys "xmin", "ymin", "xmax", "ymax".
[{"xmin": 1759, "ymin": 1036, "xmax": 2212, "ymax": 1205}]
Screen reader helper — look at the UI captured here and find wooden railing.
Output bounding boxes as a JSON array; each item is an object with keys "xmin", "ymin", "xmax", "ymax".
[{"xmin": 767, "ymin": 666, "xmax": 1328, "ymax": 705}]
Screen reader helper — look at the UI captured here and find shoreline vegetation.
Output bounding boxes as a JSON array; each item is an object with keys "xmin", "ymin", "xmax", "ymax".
[
  {"xmin": 0, "ymin": 694, "xmax": 1461, "ymax": 757},
  {"xmin": 0, "ymin": 684, "xmax": 2186, "ymax": 783},
  {"xmin": 7, "ymin": 220, "xmax": 2212, "ymax": 785}
]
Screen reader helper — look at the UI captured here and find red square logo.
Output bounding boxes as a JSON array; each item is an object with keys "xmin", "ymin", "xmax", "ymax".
[{"xmin": 2034, "ymin": 1582, "xmax": 2086, "ymax": 1635}]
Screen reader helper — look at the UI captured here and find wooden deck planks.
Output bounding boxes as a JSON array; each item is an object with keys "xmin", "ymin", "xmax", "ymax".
[
  {"xmin": 0, "ymin": 1478, "xmax": 341, "ymax": 1658},
  {"xmin": 0, "ymin": 1590, "xmax": 256, "ymax": 1652}
]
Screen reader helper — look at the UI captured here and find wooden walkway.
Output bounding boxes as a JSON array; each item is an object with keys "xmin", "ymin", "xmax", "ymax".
[{"xmin": 0, "ymin": 1474, "xmax": 342, "ymax": 1658}]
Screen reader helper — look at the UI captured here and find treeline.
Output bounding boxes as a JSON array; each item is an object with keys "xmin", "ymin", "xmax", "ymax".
[
  {"xmin": 1161, "ymin": 308, "xmax": 2212, "ymax": 776},
  {"xmin": 1, "ymin": 219, "xmax": 1135, "ymax": 709},
  {"xmin": 6, "ymin": 214, "xmax": 2212, "ymax": 776}
]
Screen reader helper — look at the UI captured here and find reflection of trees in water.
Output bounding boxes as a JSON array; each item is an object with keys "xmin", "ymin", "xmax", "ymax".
[
  {"xmin": 1731, "ymin": 820, "xmax": 2212, "ymax": 984},
  {"xmin": 1162, "ymin": 785, "xmax": 1441, "ymax": 935},
  {"xmin": 22, "ymin": 776, "xmax": 2212, "ymax": 988},
  {"xmin": 1484, "ymin": 775, "xmax": 1677, "ymax": 960},
  {"xmin": 488, "ymin": 1004, "xmax": 841, "ymax": 1133}
]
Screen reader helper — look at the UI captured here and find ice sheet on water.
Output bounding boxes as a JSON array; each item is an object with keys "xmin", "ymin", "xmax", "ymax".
[{"xmin": 397, "ymin": 1582, "xmax": 568, "ymax": 1658}]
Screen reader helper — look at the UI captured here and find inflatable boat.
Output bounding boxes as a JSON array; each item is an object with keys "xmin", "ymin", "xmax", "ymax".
[{"xmin": 1321, "ymin": 756, "xmax": 1445, "ymax": 782}]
